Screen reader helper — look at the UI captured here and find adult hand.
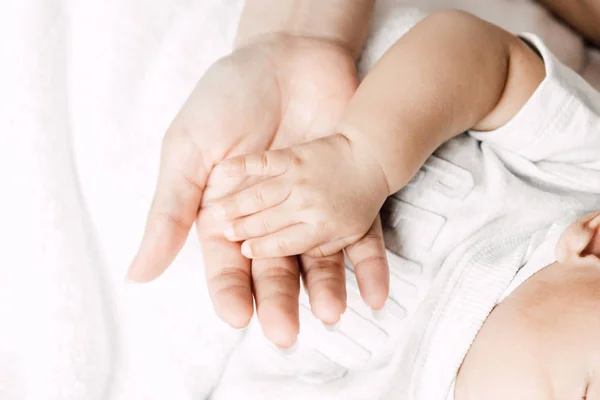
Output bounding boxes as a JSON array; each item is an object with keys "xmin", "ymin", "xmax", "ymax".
[{"xmin": 128, "ymin": 35, "xmax": 389, "ymax": 347}]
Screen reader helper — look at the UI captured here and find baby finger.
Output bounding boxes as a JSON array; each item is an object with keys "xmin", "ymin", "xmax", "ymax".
[
  {"xmin": 217, "ymin": 149, "xmax": 294, "ymax": 177},
  {"xmin": 224, "ymin": 205, "xmax": 298, "ymax": 242},
  {"xmin": 210, "ymin": 179, "xmax": 290, "ymax": 220},
  {"xmin": 240, "ymin": 224, "xmax": 325, "ymax": 259}
]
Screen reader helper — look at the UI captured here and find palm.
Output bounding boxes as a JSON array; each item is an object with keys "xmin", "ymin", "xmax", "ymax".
[
  {"xmin": 186, "ymin": 38, "xmax": 359, "ymax": 330},
  {"xmin": 267, "ymin": 39, "xmax": 358, "ymax": 148},
  {"xmin": 195, "ymin": 37, "xmax": 358, "ymax": 202}
]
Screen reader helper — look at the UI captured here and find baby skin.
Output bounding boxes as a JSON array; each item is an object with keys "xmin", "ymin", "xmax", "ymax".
[{"xmin": 209, "ymin": 10, "xmax": 545, "ymax": 301}]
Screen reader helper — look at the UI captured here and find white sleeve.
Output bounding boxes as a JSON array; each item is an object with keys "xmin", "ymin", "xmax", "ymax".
[{"xmin": 469, "ymin": 34, "xmax": 600, "ymax": 170}]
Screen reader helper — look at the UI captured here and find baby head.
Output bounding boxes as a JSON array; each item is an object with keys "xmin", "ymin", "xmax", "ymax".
[{"xmin": 456, "ymin": 210, "xmax": 600, "ymax": 399}]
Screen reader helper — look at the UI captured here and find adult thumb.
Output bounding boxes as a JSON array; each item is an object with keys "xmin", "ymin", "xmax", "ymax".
[{"xmin": 127, "ymin": 131, "xmax": 208, "ymax": 282}]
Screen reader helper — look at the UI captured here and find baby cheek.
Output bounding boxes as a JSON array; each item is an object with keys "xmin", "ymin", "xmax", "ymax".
[
  {"xmin": 455, "ymin": 327, "xmax": 553, "ymax": 399},
  {"xmin": 455, "ymin": 300, "xmax": 590, "ymax": 399}
]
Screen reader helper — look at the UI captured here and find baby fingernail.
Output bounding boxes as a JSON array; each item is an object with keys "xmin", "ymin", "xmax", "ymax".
[
  {"xmin": 372, "ymin": 307, "xmax": 386, "ymax": 321},
  {"xmin": 241, "ymin": 242, "xmax": 252, "ymax": 258},
  {"xmin": 223, "ymin": 225, "xmax": 236, "ymax": 240},
  {"xmin": 323, "ymin": 321, "xmax": 340, "ymax": 332}
]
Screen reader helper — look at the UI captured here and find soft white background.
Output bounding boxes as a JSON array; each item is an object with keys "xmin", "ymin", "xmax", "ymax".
[{"xmin": 1, "ymin": 1, "xmax": 598, "ymax": 399}]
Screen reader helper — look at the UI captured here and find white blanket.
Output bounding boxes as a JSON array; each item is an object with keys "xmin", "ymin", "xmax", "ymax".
[{"xmin": 2, "ymin": 1, "xmax": 599, "ymax": 399}]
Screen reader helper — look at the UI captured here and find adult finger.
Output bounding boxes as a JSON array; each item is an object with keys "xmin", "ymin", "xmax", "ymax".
[
  {"xmin": 345, "ymin": 215, "xmax": 389, "ymax": 310},
  {"xmin": 299, "ymin": 251, "xmax": 346, "ymax": 325},
  {"xmin": 202, "ymin": 234, "xmax": 254, "ymax": 329},
  {"xmin": 251, "ymin": 256, "xmax": 300, "ymax": 348},
  {"xmin": 128, "ymin": 129, "xmax": 208, "ymax": 282}
]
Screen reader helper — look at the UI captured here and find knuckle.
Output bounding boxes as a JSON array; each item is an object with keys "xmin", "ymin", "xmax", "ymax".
[
  {"xmin": 294, "ymin": 195, "xmax": 309, "ymax": 210},
  {"xmin": 231, "ymin": 196, "xmax": 244, "ymax": 216},
  {"xmin": 292, "ymin": 186, "xmax": 316, "ymax": 210},
  {"xmin": 354, "ymin": 255, "xmax": 388, "ymax": 270},
  {"xmin": 208, "ymin": 265, "xmax": 251, "ymax": 290},
  {"xmin": 297, "ymin": 176, "xmax": 310, "ymax": 187},
  {"xmin": 305, "ymin": 264, "xmax": 344, "ymax": 291},
  {"xmin": 261, "ymin": 217, "xmax": 272, "ymax": 235},
  {"xmin": 231, "ymin": 220, "xmax": 245, "ymax": 237},
  {"xmin": 310, "ymin": 259, "xmax": 343, "ymax": 274},
  {"xmin": 243, "ymin": 156, "xmax": 253, "ymax": 174},
  {"xmin": 288, "ymin": 150, "xmax": 302, "ymax": 170},
  {"xmin": 253, "ymin": 187, "xmax": 267, "ymax": 207},
  {"xmin": 276, "ymin": 235, "xmax": 291, "ymax": 255},
  {"xmin": 310, "ymin": 246, "xmax": 327, "ymax": 259},
  {"xmin": 261, "ymin": 153, "xmax": 270, "ymax": 174},
  {"xmin": 255, "ymin": 265, "xmax": 298, "ymax": 283},
  {"xmin": 360, "ymin": 227, "xmax": 384, "ymax": 243},
  {"xmin": 155, "ymin": 210, "xmax": 191, "ymax": 232},
  {"xmin": 256, "ymin": 290, "xmax": 298, "ymax": 311}
]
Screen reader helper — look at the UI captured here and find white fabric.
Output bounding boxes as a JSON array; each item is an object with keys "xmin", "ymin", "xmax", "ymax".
[
  {"xmin": 498, "ymin": 219, "xmax": 568, "ymax": 303},
  {"xmin": 1, "ymin": 2, "xmax": 244, "ymax": 399},
  {"xmin": 2, "ymin": 1, "xmax": 600, "ymax": 399}
]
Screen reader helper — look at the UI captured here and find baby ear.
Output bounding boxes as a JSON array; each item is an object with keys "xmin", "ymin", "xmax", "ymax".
[
  {"xmin": 556, "ymin": 212, "xmax": 600, "ymax": 267},
  {"xmin": 583, "ymin": 213, "xmax": 600, "ymax": 258}
]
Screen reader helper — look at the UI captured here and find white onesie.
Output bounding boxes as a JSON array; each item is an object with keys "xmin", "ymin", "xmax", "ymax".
[{"xmin": 210, "ymin": 35, "xmax": 600, "ymax": 400}]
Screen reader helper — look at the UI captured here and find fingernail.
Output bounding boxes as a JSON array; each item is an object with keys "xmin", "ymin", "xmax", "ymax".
[
  {"xmin": 275, "ymin": 341, "xmax": 299, "ymax": 356},
  {"xmin": 323, "ymin": 321, "xmax": 340, "ymax": 332},
  {"xmin": 223, "ymin": 224, "xmax": 236, "ymax": 241},
  {"xmin": 124, "ymin": 276, "xmax": 140, "ymax": 284},
  {"xmin": 372, "ymin": 307, "xmax": 386, "ymax": 321},
  {"xmin": 241, "ymin": 241, "xmax": 252, "ymax": 258}
]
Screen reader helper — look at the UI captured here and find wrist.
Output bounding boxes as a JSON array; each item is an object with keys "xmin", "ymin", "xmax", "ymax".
[
  {"xmin": 235, "ymin": 0, "xmax": 375, "ymax": 59},
  {"xmin": 336, "ymin": 132, "xmax": 390, "ymax": 206},
  {"xmin": 536, "ymin": 0, "xmax": 600, "ymax": 45},
  {"xmin": 338, "ymin": 121, "xmax": 434, "ymax": 196}
]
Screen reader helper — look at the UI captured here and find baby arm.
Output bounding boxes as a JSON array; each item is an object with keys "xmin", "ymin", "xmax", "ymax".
[
  {"xmin": 340, "ymin": 10, "xmax": 546, "ymax": 195},
  {"xmin": 211, "ymin": 10, "xmax": 546, "ymax": 259},
  {"xmin": 536, "ymin": 0, "xmax": 600, "ymax": 46}
]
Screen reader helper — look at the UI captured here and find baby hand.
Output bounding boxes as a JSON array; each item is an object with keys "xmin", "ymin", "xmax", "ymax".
[{"xmin": 210, "ymin": 134, "xmax": 389, "ymax": 259}]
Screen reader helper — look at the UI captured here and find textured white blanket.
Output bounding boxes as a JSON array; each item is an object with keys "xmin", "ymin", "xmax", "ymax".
[{"xmin": 1, "ymin": 1, "xmax": 598, "ymax": 399}]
